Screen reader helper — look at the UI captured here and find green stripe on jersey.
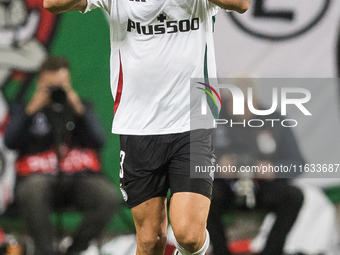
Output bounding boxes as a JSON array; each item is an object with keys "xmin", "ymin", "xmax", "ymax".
[{"xmin": 204, "ymin": 45, "xmax": 218, "ymax": 119}]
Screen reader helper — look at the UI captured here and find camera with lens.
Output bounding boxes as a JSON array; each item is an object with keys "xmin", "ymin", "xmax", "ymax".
[{"xmin": 49, "ymin": 85, "xmax": 67, "ymax": 105}]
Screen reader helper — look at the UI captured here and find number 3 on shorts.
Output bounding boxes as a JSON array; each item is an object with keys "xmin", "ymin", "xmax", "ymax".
[{"xmin": 119, "ymin": 150, "xmax": 125, "ymax": 179}]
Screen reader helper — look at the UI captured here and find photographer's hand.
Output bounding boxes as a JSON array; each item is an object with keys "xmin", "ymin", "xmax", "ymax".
[
  {"xmin": 25, "ymin": 89, "xmax": 50, "ymax": 116},
  {"xmin": 66, "ymin": 90, "xmax": 85, "ymax": 116},
  {"xmin": 42, "ymin": 67, "xmax": 85, "ymax": 116},
  {"xmin": 26, "ymin": 68, "xmax": 68, "ymax": 115}
]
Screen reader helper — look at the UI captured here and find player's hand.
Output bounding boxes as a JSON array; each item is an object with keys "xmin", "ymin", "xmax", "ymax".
[{"xmin": 44, "ymin": 0, "xmax": 87, "ymax": 14}]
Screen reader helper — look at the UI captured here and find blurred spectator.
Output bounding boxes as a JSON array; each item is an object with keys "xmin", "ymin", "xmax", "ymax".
[
  {"xmin": 4, "ymin": 56, "xmax": 119, "ymax": 255},
  {"xmin": 207, "ymin": 82, "xmax": 305, "ymax": 255}
]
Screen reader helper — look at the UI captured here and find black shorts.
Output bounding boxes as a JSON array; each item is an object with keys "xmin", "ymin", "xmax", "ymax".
[{"xmin": 119, "ymin": 129, "xmax": 215, "ymax": 208}]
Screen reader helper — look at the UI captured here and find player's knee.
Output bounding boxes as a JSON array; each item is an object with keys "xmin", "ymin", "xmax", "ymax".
[
  {"xmin": 138, "ymin": 232, "xmax": 167, "ymax": 252},
  {"xmin": 173, "ymin": 225, "xmax": 204, "ymax": 251}
]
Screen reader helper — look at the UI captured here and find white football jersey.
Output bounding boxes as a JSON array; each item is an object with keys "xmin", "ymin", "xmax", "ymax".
[{"xmin": 84, "ymin": 0, "xmax": 219, "ymax": 135}]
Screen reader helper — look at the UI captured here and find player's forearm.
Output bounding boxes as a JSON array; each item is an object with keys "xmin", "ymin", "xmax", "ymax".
[
  {"xmin": 209, "ymin": 0, "xmax": 251, "ymax": 13},
  {"xmin": 43, "ymin": 0, "xmax": 86, "ymax": 14}
]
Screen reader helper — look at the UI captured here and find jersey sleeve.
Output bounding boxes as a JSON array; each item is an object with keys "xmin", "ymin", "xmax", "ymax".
[
  {"xmin": 82, "ymin": 0, "xmax": 110, "ymax": 14},
  {"xmin": 206, "ymin": 0, "xmax": 219, "ymax": 16}
]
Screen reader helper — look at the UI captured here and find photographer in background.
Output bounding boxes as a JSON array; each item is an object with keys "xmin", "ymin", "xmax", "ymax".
[
  {"xmin": 207, "ymin": 83, "xmax": 305, "ymax": 255},
  {"xmin": 4, "ymin": 56, "xmax": 119, "ymax": 255}
]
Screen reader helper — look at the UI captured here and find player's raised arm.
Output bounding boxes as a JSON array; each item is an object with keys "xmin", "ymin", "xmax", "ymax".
[
  {"xmin": 43, "ymin": 0, "xmax": 87, "ymax": 14},
  {"xmin": 209, "ymin": 0, "xmax": 251, "ymax": 13}
]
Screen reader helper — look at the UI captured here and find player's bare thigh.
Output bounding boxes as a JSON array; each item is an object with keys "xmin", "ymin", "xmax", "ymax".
[{"xmin": 131, "ymin": 196, "xmax": 168, "ymax": 255}]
